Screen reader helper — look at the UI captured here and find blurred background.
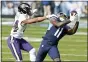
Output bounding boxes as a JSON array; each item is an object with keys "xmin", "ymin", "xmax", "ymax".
[
  {"xmin": 1, "ymin": 1, "xmax": 88, "ymax": 17},
  {"xmin": 1, "ymin": 0, "xmax": 87, "ymax": 62}
]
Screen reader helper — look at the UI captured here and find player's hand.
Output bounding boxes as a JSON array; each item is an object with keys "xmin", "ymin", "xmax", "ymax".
[
  {"xmin": 46, "ymin": 14, "xmax": 57, "ymax": 18},
  {"xmin": 31, "ymin": 9, "xmax": 38, "ymax": 14},
  {"xmin": 70, "ymin": 11, "xmax": 79, "ymax": 22}
]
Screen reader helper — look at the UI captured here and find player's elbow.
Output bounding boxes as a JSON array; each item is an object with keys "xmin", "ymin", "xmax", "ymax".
[
  {"xmin": 67, "ymin": 30, "xmax": 76, "ymax": 35},
  {"xmin": 67, "ymin": 32, "xmax": 75, "ymax": 35}
]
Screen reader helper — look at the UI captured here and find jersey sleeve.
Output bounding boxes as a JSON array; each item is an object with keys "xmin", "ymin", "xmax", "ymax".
[
  {"xmin": 15, "ymin": 12, "xmax": 26, "ymax": 23},
  {"xmin": 19, "ymin": 14, "xmax": 27, "ymax": 25},
  {"xmin": 19, "ymin": 14, "xmax": 26, "ymax": 22},
  {"xmin": 64, "ymin": 25, "xmax": 71, "ymax": 34}
]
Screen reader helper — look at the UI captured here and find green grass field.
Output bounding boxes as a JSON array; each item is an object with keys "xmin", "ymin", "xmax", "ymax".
[{"xmin": 1, "ymin": 18, "xmax": 87, "ymax": 62}]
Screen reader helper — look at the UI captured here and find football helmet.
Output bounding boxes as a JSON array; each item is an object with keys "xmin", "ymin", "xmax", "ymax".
[
  {"xmin": 57, "ymin": 12, "xmax": 68, "ymax": 21},
  {"xmin": 18, "ymin": 3, "xmax": 32, "ymax": 15}
]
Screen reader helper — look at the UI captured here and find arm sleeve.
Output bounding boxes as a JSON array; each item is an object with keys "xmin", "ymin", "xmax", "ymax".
[
  {"xmin": 19, "ymin": 14, "xmax": 27, "ymax": 25},
  {"xmin": 19, "ymin": 14, "xmax": 26, "ymax": 22},
  {"xmin": 65, "ymin": 25, "xmax": 71, "ymax": 33}
]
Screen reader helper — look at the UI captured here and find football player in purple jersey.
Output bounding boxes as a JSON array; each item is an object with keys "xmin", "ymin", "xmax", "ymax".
[{"xmin": 7, "ymin": 3, "xmax": 50, "ymax": 62}]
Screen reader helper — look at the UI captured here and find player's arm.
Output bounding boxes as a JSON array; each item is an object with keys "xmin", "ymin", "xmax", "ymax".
[
  {"xmin": 21, "ymin": 16, "xmax": 47, "ymax": 24},
  {"xmin": 67, "ymin": 21, "xmax": 79, "ymax": 35},
  {"xmin": 50, "ymin": 19, "xmax": 71, "ymax": 27},
  {"xmin": 67, "ymin": 10, "xmax": 79, "ymax": 35},
  {"xmin": 48, "ymin": 14, "xmax": 71, "ymax": 27}
]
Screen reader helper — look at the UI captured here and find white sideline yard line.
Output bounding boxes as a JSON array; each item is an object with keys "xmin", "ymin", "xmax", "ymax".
[
  {"xmin": 2, "ymin": 52, "xmax": 87, "ymax": 57},
  {"xmin": 74, "ymin": 32, "xmax": 87, "ymax": 35},
  {"xmin": 2, "ymin": 38, "xmax": 87, "ymax": 42},
  {"xmin": 1, "ymin": 37, "xmax": 87, "ymax": 42},
  {"xmin": 1, "ymin": 32, "xmax": 87, "ymax": 42},
  {"xmin": 2, "ymin": 37, "xmax": 42, "ymax": 42}
]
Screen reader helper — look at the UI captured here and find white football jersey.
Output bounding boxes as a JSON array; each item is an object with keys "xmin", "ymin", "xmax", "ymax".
[{"xmin": 10, "ymin": 12, "xmax": 30, "ymax": 39}]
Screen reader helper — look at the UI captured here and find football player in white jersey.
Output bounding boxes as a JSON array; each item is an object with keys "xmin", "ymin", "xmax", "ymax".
[{"xmin": 7, "ymin": 3, "xmax": 48, "ymax": 62}]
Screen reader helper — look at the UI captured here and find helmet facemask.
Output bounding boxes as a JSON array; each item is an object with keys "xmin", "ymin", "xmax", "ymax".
[{"xmin": 57, "ymin": 12, "xmax": 68, "ymax": 21}]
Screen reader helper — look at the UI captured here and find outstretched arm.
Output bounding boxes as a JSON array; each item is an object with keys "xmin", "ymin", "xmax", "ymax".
[
  {"xmin": 67, "ymin": 21, "xmax": 79, "ymax": 35},
  {"xmin": 21, "ymin": 16, "xmax": 47, "ymax": 24}
]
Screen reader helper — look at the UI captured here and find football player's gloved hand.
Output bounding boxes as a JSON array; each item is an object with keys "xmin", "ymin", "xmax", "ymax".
[
  {"xmin": 46, "ymin": 14, "xmax": 57, "ymax": 18},
  {"xmin": 70, "ymin": 10, "xmax": 79, "ymax": 22},
  {"xmin": 31, "ymin": 9, "xmax": 38, "ymax": 14}
]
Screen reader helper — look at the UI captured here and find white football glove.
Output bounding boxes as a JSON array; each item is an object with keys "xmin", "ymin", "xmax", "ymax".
[
  {"xmin": 31, "ymin": 9, "xmax": 38, "ymax": 14},
  {"xmin": 46, "ymin": 14, "xmax": 57, "ymax": 18},
  {"xmin": 70, "ymin": 11, "xmax": 79, "ymax": 22}
]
